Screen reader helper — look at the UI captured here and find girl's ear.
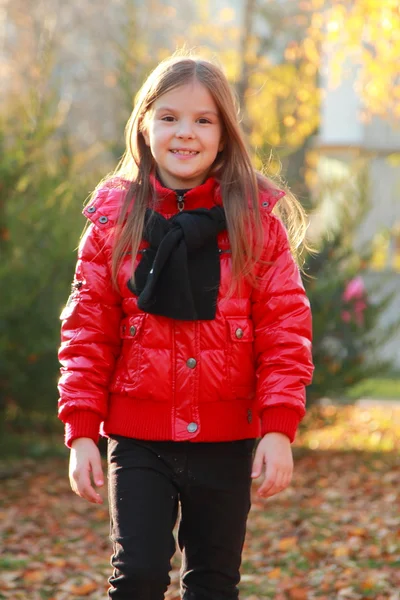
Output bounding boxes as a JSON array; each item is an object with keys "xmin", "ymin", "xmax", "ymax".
[
  {"xmin": 142, "ymin": 127, "xmax": 150, "ymax": 147},
  {"xmin": 218, "ymin": 137, "xmax": 224, "ymax": 152}
]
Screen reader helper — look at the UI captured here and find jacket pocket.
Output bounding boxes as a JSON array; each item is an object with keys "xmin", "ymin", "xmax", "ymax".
[
  {"xmin": 226, "ymin": 316, "xmax": 256, "ymax": 400},
  {"xmin": 110, "ymin": 314, "xmax": 146, "ymax": 392}
]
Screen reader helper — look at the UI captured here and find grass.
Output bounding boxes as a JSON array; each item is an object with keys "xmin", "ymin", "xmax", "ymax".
[{"xmin": 348, "ymin": 376, "xmax": 400, "ymax": 399}]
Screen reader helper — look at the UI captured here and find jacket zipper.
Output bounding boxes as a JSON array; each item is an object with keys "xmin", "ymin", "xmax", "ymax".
[{"xmin": 177, "ymin": 193, "xmax": 185, "ymax": 212}]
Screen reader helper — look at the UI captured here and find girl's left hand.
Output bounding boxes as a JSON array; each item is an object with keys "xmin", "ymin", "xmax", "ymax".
[{"xmin": 251, "ymin": 432, "xmax": 293, "ymax": 498}]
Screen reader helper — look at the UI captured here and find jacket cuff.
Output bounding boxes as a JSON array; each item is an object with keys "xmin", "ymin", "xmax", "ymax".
[
  {"xmin": 64, "ymin": 411, "xmax": 101, "ymax": 448},
  {"xmin": 260, "ymin": 406, "xmax": 302, "ymax": 443}
]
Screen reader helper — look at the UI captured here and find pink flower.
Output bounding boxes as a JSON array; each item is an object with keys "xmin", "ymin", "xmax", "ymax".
[
  {"xmin": 341, "ymin": 277, "xmax": 368, "ymax": 326},
  {"xmin": 354, "ymin": 300, "xmax": 367, "ymax": 313},
  {"xmin": 341, "ymin": 311, "xmax": 352, "ymax": 323},
  {"xmin": 343, "ymin": 276, "xmax": 365, "ymax": 302}
]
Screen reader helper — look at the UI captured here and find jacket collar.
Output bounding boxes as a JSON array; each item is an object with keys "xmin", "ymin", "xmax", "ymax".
[
  {"xmin": 82, "ymin": 175, "xmax": 285, "ymax": 229},
  {"xmin": 149, "ymin": 173, "xmax": 222, "ymax": 214}
]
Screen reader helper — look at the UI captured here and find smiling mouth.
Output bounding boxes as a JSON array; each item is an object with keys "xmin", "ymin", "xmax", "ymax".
[{"xmin": 170, "ymin": 150, "xmax": 199, "ymax": 156}]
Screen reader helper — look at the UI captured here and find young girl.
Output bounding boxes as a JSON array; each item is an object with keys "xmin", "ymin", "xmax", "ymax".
[{"xmin": 58, "ymin": 54, "xmax": 314, "ymax": 600}]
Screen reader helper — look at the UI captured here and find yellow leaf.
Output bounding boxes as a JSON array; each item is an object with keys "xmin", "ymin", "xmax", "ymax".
[
  {"xmin": 334, "ymin": 545, "xmax": 349, "ymax": 557},
  {"xmin": 283, "ymin": 116, "xmax": 296, "ymax": 127},
  {"xmin": 46, "ymin": 557, "xmax": 67, "ymax": 568},
  {"xmin": 267, "ymin": 567, "xmax": 281, "ymax": 579},
  {"xmin": 23, "ymin": 570, "xmax": 46, "ymax": 582},
  {"xmin": 278, "ymin": 536, "xmax": 298, "ymax": 551},
  {"xmin": 70, "ymin": 581, "xmax": 98, "ymax": 595},
  {"xmin": 348, "ymin": 527, "xmax": 367, "ymax": 537},
  {"xmin": 361, "ymin": 576, "xmax": 378, "ymax": 590}
]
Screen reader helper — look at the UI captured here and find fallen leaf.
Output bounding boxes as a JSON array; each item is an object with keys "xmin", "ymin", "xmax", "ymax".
[
  {"xmin": 334, "ymin": 545, "xmax": 350, "ymax": 557},
  {"xmin": 288, "ymin": 588, "xmax": 308, "ymax": 599},
  {"xmin": 267, "ymin": 567, "xmax": 281, "ymax": 579},
  {"xmin": 23, "ymin": 570, "xmax": 46, "ymax": 582},
  {"xmin": 278, "ymin": 536, "xmax": 298, "ymax": 550},
  {"xmin": 70, "ymin": 580, "xmax": 98, "ymax": 595}
]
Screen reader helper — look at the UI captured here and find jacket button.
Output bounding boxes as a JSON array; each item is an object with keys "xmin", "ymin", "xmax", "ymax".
[
  {"xmin": 98, "ymin": 215, "xmax": 108, "ymax": 224},
  {"xmin": 186, "ymin": 358, "xmax": 197, "ymax": 369},
  {"xmin": 187, "ymin": 422, "xmax": 198, "ymax": 433},
  {"xmin": 235, "ymin": 328, "xmax": 244, "ymax": 339},
  {"xmin": 87, "ymin": 206, "xmax": 96, "ymax": 213},
  {"xmin": 130, "ymin": 326, "xmax": 137, "ymax": 336}
]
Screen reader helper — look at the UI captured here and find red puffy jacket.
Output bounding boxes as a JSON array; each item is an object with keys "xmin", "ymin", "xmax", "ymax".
[{"xmin": 58, "ymin": 176, "xmax": 314, "ymax": 448}]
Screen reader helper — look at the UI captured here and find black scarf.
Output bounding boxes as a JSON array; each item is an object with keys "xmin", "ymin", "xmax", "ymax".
[{"xmin": 127, "ymin": 206, "xmax": 226, "ymax": 320}]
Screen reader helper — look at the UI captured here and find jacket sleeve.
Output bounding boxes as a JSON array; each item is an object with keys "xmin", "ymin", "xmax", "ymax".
[
  {"xmin": 251, "ymin": 215, "xmax": 314, "ymax": 443},
  {"xmin": 58, "ymin": 223, "xmax": 122, "ymax": 447}
]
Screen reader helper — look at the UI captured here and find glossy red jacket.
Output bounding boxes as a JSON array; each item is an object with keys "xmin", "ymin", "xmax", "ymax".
[{"xmin": 58, "ymin": 176, "xmax": 314, "ymax": 448}]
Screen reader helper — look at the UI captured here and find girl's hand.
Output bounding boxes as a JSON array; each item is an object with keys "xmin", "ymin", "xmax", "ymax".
[
  {"xmin": 251, "ymin": 432, "xmax": 293, "ymax": 498},
  {"xmin": 69, "ymin": 437, "xmax": 104, "ymax": 504}
]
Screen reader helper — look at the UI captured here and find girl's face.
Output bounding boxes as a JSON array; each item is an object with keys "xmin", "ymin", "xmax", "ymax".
[{"xmin": 142, "ymin": 80, "xmax": 224, "ymax": 190}]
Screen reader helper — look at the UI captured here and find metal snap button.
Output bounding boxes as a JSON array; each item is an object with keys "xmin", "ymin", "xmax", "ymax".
[
  {"xmin": 186, "ymin": 358, "xmax": 197, "ymax": 369},
  {"xmin": 235, "ymin": 328, "xmax": 244, "ymax": 339},
  {"xmin": 98, "ymin": 215, "xmax": 108, "ymax": 224},
  {"xmin": 130, "ymin": 325, "xmax": 137, "ymax": 336},
  {"xmin": 262, "ymin": 201, "xmax": 269, "ymax": 207},
  {"xmin": 87, "ymin": 206, "xmax": 96, "ymax": 213},
  {"xmin": 187, "ymin": 422, "xmax": 198, "ymax": 433}
]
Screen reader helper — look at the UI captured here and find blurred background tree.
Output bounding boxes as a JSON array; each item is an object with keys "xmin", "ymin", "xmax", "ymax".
[
  {"xmin": 0, "ymin": 98, "xmax": 99, "ymax": 434},
  {"xmin": 0, "ymin": 35, "xmax": 103, "ymax": 436}
]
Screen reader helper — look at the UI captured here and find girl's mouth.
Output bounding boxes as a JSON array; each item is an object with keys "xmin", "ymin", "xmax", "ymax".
[{"xmin": 170, "ymin": 150, "xmax": 199, "ymax": 156}]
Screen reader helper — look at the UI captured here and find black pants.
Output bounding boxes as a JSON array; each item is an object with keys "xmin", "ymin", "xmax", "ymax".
[{"xmin": 107, "ymin": 435, "xmax": 256, "ymax": 600}]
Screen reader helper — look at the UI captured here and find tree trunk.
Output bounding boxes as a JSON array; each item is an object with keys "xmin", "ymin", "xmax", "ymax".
[{"xmin": 236, "ymin": 0, "xmax": 257, "ymax": 138}]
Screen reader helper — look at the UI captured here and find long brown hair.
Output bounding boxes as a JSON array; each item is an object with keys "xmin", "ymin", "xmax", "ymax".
[{"xmin": 93, "ymin": 53, "xmax": 310, "ymax": 291}]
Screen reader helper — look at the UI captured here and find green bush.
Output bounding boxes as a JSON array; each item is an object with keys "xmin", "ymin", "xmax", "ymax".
[
  {"xmin": 0, "ymin": 92, "xmax": 98, "ymax": 431},
  {"xmin": 302, "ymin": 164, "xmax": 400, "ymax": 404}
]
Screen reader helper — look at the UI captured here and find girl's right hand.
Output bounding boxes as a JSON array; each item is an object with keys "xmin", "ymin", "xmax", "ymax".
[{"xmin": 69, "ymin": 437, "xmax": 104, "ymax": 504}]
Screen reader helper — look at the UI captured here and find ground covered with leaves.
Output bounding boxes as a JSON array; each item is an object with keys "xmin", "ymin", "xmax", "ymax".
[{"xmin": 1, "ymin": 404, "xmax": 400, "ymax": 600}]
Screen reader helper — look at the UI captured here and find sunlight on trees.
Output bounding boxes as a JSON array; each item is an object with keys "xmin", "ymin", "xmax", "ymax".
[{"xmin": 183, "ymin": 0, "xmax": 399, "ymax": 157}]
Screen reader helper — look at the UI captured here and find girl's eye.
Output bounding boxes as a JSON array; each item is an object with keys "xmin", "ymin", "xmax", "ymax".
[{"xmin": 160, "ymin": 116, "xmax": 212, "ymax": 124}]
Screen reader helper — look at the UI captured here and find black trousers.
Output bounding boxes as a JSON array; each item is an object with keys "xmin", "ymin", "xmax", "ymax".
[{"xmin": 107, "ymin": 435, "xmax": 256, "ymax": 600}]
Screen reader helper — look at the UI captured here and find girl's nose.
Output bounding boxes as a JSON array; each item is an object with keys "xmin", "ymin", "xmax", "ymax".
[{"xmin": 176, "ymin": 120, "xmax": 195, "ymax": 138}]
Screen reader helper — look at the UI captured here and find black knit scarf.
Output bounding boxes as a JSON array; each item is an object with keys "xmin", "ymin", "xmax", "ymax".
[{"xmin": 127, "ymin": 206, "xmax": 226, "ymax": 320}]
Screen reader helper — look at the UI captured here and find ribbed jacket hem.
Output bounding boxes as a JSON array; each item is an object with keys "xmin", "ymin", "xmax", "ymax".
[
  {"xmin": 103, "ymin": 395, "xmax": 261, "ymax": 442},
  {"xmin": 260, "ymin": 406, "xmax": 301, "ymax": 443},
  {"xmin": 63, "ymin": 400, "xmax": 301, "ymax": 447},
  {"xmin": 65, "ymin": 411, "xmax": 102, "ymax": 448}
]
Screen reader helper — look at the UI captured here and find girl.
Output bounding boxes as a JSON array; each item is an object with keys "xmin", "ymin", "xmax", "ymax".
[{"xmin": 58, "ymin": 54, "xmax": 314, "ymax": 600}]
